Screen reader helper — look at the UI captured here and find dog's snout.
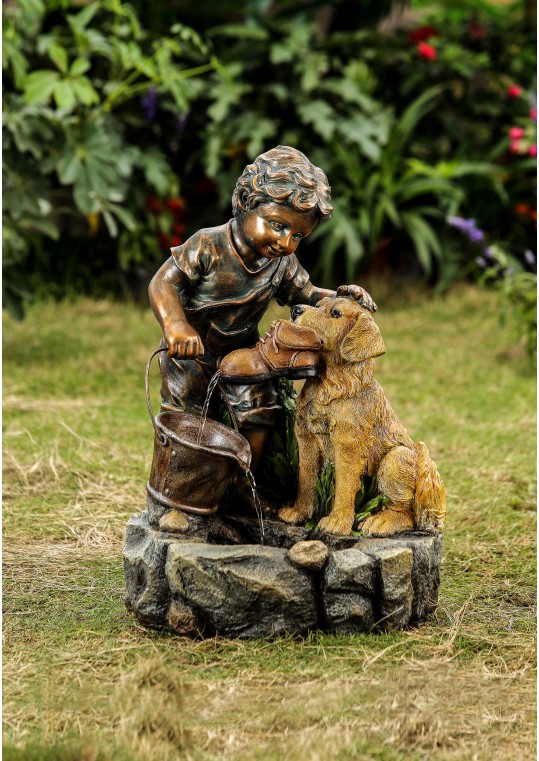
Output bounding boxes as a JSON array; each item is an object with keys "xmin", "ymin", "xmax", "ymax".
[{"xmin": 290, "ymin": 305, "xmax": 305, "ymax": 321}]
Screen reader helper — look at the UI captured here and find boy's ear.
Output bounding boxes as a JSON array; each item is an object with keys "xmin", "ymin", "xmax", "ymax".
[{"xmin": 340, "ymin": 312, "xmax": 386, "ymax": 362}]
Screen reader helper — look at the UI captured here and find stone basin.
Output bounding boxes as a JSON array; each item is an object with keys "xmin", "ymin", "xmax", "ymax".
[{"xmin": 123, "ymin": 497, "xmax": 443, "ymax": 639}]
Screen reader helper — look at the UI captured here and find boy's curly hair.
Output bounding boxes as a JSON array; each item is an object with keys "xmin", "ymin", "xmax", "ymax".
[{"xmin": 232, "ymin": 146, "xmax": 333, "ymax": 221}]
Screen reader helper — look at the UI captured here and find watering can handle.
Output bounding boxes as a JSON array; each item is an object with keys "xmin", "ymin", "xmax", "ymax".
[
  {"xmin": 145, "ymin": 346, "xmax": 168, "ymax": 430},
  {"xmin": 145, "ymin": 346, "xmax": 240, "ymax": 434}
]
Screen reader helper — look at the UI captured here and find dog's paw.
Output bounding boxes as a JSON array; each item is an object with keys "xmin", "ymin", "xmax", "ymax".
[
  {"xmin": 360, "ymin": 509, "xmax": 414, "ymax": 537},
  {"xmin": 278, "ymin": 505, "xmax": 311, "ymax": 525},
  {"xmin": 318, "ymin": 513, "xmax": 354, "ymax": 536}
]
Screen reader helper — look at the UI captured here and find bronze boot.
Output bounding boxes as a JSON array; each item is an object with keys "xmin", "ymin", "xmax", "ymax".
[{"xmin": 219, "ymin": 320, "xmax": 322, "ymax": 384}]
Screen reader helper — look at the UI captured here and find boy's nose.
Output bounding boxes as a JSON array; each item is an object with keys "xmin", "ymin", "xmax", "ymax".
[
  {"xmin": 278, "ymin": 232, "xmax": 295, "ymax": 251},
  {"xmin": 290, "ymin": 305, "xmax": 305, "ymax": 321}
]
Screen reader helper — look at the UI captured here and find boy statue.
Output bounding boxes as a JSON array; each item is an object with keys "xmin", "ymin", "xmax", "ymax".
[{"xmin": 148, "ymin": 145, "xmax": 376, "ymax": 479}]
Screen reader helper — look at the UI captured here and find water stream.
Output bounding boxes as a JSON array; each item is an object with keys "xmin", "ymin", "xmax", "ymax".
[
  {"xmin": 196, "ymin": 370, "xmax": 222, "ymax": 445},
  {"xmin": 245, "ymin": 467, "xmax": 265, "ymax": 545},
  {"xmin": 196, "ymin": 369, "xmax": 265, "ymax": 545}
]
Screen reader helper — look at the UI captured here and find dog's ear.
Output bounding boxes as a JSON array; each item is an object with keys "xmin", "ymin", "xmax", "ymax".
[{"xmin": 340, "ymin": 312, "xmax": 386, "ymax": 362}]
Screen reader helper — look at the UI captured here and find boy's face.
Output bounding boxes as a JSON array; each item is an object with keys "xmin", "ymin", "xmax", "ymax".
[{"xmin": 238, "ymin": 201, "xmax": 318, "ymax": 260}]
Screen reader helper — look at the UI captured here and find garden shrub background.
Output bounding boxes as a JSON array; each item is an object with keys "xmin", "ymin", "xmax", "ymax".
[{"xmin": 3, "ymin": 0, "xmax": 537, "ymax": 327}]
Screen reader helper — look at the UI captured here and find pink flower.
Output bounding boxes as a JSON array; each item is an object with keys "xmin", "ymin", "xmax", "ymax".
[
  {"xmin": 417, "ymin": 42, "xmax": 437, "ymax": 61},
  {"xmin": 509, "ymin": 140, "xmax": 522, "ymax": 154},
  {"xmin": 507, "ymin": 84, "xmax": 523, "ymax": 98},
  {"xmin": 530, "ymin": 107, "xmax": 537, "ymax": 122},
  {"xmin": 528, "ymin": 145, "xmax": 537, "ymax": 157},
  {"xmin": 509, "ymin": 127, "xmax": 525, "ymax": 140}
]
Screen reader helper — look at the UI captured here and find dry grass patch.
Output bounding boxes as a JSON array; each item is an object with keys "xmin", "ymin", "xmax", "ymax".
[{"xmin": 183, "ymin": 658, "xmax": 535, "ymax": 760}]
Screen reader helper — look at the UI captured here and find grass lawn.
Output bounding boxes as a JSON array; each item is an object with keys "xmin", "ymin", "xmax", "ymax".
[{"xmin": 3, "ymin": 285, "xmax": 536, "ymax": 760}]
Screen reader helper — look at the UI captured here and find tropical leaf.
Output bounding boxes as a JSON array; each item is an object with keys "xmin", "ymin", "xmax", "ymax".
[{"xmin": 23, "ymin": 70, "xmax": 59, "ymax": 104}]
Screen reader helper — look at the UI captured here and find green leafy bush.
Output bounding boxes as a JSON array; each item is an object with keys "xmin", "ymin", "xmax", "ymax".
[
  {"xmin": 197, "ymin": 16, "xmax": 515, "ymax": 286},
  {"xmin": 3, "ymin": 1, "xmax": 536, "ymax": 310},
  {"xmin": 3, "ymin": 0, "xmax": 216, "ymax": 317},
  {"xmin": 360, "ymin": 4, "xmax": 537, "ymax": 280}
]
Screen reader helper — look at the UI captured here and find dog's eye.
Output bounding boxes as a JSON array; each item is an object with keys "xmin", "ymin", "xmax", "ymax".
[{"xmin": 330, "ymin": 309, "xmax": 342, "ymax": 318}]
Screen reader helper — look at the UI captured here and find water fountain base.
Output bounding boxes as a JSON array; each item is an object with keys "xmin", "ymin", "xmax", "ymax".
[{"xmin": 123, "ymin": 499, "xmax": 443, "ymax": 639}]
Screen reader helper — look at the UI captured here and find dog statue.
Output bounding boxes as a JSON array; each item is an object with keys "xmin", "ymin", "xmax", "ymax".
[{"xmin": 278, "ymin": 297, "xmax": 446, "ymax": 537}]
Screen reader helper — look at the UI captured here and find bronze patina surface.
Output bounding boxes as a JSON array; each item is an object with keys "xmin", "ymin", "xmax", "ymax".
[{"xmin": 148, "ymin": 146, "xmax": 376, "ymax": 485}]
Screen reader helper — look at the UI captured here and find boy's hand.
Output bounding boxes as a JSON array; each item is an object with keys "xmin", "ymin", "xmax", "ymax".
[
  {"xmin": 164, "ymin": 320, "xmax": 204, "ymax": 359},
  {"xmin": 336, "ymin": 284, "xmax": 377, "ymax": 312}
]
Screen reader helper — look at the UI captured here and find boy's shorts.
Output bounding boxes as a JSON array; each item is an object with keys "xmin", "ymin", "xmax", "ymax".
[{"xmin": 158, "ymin": 352, "xmax": 282, "ymax": 429}]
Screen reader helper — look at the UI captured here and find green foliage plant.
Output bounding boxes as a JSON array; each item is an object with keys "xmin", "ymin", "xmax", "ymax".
[
  {"xmin": 448, "ymin": 214, "xmax": 537, "ymax": 361},
  {"xmin": 361, "ymin": 4, "xmax": 537, "ymax": 281},
  {"xmin": 198, "ymin": 19, "xmax": 505, "ymax": 287},
  {"xmin": 261, "ymin": 378, "xmax": 299, "ymax": 506},
  {"xmin": 480, "ymin": 246, "xmax": 537, "ymax": 360},
  {"xmin": 2, "ymin": 0, "xmax": 218, "ymax": 317}
]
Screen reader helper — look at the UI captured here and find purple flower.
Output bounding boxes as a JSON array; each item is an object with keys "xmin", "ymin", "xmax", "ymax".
[
  {"xmin": 469, "ymin": 227, "xmax": 484, "ymax": 242},
  {"xmin": 447, "ymin": 216, "xmax": 485, "ymax": 244},
  {"xmin": 475, "ymin": 256, "xmax": 487, "ymax": 268},
  {"xmin": 524, "ymin": 249, "xmax": 537, "ymax": 272},
  {"xmin": 141, "ymin": 87, "xmax": 158, "ymax": 122},
  {"xmin": 483, "ymin": 246, "xmax": 494, "ymax": 259}
]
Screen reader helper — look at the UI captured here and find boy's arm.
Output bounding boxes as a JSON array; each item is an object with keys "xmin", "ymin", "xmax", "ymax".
[
  {"xmin": 290, "ymin": 281, "xmax": 377, "ymax": 312},
  {"xmin": 148, "ymin": 258, "xmax": 204, "ymax": 358}
]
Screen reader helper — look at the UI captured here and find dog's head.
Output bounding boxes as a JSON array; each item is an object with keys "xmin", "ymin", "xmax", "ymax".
[{"xmin": 291, "ymin": 297, "xmax": 385, "ymax": 363}]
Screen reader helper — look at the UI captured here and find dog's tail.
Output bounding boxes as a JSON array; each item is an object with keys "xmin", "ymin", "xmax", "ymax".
[{"xmin": 413, "ymin": 442, "xmax": 446, "ymax": 533}]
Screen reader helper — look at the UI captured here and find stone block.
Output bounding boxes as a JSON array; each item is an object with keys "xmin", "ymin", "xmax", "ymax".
[
  {"xmin": 324, "ymin": 592, "xmax": 374, "ymax": 633},
  {"xmin": 165, "ymin": 543, "xmax": 318, "ymax": 638},
  {"xmin": 322, "ymin": 549, "xmax": 375, "ymax": 633},
  {"xmin": 123, "ymin": 512, "xmax": 177, "ymax": 628},
  {"xmin": 324, "ymin": 548, "xmax": 375, "ymax": 594},
  {"xmin": 360, "ymin": 533, "xmax": 442, "ymax": 622},
  {"xmin": 375, "ymin": 547, "xmax": 414, "ymax": 631}
]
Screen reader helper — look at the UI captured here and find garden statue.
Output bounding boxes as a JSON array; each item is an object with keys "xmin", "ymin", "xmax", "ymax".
[
  {"xmin": 278, "ymin": 297, "xmax": 446, "ymax": 537},
  {"xmin": 124, "ymin": 146, "xmax": 445, "ymax": 638},
  {"xmin": 146, "ymin": 145, "xmax": 376, "ymax": 529}
]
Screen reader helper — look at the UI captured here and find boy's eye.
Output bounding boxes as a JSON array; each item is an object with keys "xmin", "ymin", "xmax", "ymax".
[
  {"xmin": 330, "ymin": 309, "xmax": 342, "ymax": 318},
  {"xmin": 292, "ymin": 233, "xmax": 302, "ymax": 240},
  {"xmin": 271, "ymin": 222, "xmax": 284, "ymax": 231}
]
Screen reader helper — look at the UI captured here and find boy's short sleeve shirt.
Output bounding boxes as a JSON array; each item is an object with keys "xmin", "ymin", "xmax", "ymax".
[{"xmin": 170, "ymin": 222, "xmax": 312, "ymax": 318}]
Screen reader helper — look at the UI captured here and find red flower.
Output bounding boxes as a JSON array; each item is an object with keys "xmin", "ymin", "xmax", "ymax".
[
  {"xmin": 408, "ymin": 25, "xmax": 438, "ymax": 43},
  {"xmin": 145, "ymin": 196, "xmax": 161, "ymax": 214},
  {"xmin": 515, "ymin": 203, "xmax": 532, "ymax": 216},
  {"xmin": 170, "ymin": 236, "xmax": 183, "ymax": 248},
  {"xmin": 507, "ymin": 84, "xmax": 523, "ymax": 98},
  {"xmin": 417, "ymin": 42, "xmax": 437, "ymax": 61},
  {"xmin": 173, "ymin": 223, "xmax": 186, "ymax": 235},
  {"xmin": 530, "ymin": 107, "xmax": 537, "ymax": 122},
  {"xmin": 166, "ymin": 197, "xmax": 186, "ymax": 213},
  {"xmin": 529, "ymin": 144, "xmax": 537, "ymax": 157},
  {"xmin": 509, "ymin": 127, "xmax": 525, "ymax": 140}
]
